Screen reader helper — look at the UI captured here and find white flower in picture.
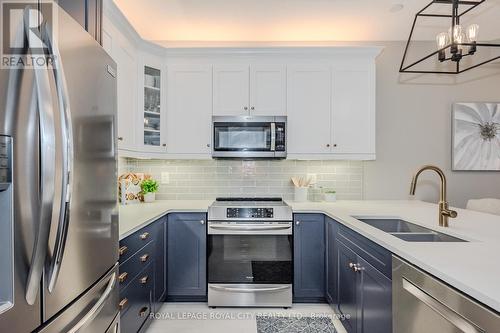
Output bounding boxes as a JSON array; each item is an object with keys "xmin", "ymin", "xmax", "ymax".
[{"xmin": 453, "ymin": 103, "xmax": 500, "ymax": 171}]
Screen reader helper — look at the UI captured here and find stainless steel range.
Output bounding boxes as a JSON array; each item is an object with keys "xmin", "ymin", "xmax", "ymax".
[{"xmin": 207, "ymin": 198, "xmax": 293, "ymax": 307}]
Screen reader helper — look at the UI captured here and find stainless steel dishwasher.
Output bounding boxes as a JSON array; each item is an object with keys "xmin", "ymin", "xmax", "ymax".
[{"xmin": 393, "ymin": 256, "xmax": 500, "ymax": 333}]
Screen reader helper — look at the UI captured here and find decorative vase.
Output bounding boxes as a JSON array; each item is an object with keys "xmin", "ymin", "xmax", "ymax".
[
  {"xmin": 324, "ymin": 193, "xmax": 337, "ymax": 202},
  {"xmin": 144, "ymin": 192, "xmax": 156, "ymax": 203},
  {"xmin": 294, "ymin": 187, "xmax": 308, "ymax": 202}
]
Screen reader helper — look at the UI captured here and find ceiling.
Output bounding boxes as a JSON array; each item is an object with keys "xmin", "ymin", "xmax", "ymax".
[{"xmin": 112, "ymin": 0, "xmax": 500, "ymax": 46}]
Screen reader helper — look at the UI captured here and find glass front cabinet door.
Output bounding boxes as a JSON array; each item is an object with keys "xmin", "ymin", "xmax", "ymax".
[{"xmin": 140, "ymin": 57, "xmax": 166, "ymax": 153}]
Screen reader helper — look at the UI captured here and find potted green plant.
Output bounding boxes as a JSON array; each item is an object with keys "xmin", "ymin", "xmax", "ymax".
[
  {"xmin": 140, "ymin": 179, "xmax": 159, "ymax": 203},
  {"xmin": 324, "ymin": 189, "xmax": 337, "ymax": 202}
]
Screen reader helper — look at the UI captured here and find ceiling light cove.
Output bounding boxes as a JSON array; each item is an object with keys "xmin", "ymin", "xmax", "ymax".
[{"xmin": 112, "ymin": 0, "xmax": 500, "ymax": 43}]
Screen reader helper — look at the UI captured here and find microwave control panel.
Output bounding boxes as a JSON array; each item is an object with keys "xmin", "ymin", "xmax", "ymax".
[
  {"xmin": 275, "ymin": 123, "xmax": 286, "ymax": 152},
  {"xmin": 227, "ymin": 208, "xmax": 274, "ymax": 219}
]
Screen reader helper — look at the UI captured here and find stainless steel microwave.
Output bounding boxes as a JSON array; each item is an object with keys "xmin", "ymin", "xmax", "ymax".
[{"xmin": 212, "ymin": 116, "xmax": 287, "ymax": 159}]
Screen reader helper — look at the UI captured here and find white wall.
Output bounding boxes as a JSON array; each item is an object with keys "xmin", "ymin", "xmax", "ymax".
[{"xmin": 364, "ymin": 42, "xmax": 500, "ymax": 208}]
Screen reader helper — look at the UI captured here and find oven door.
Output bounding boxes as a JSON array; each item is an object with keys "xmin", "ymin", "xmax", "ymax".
[
  {"xmin": 208, "ymin": 233, "xmax": 292, "ymax": 285},
  {"xmin": 212, "ymin": 117, "xmax": 276, "ymax": 158}
]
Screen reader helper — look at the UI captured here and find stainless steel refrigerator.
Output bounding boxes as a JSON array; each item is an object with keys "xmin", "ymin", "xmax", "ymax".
[{"xmin": 0, "ymin": 2, "xmax": 119, "ymax": 332}]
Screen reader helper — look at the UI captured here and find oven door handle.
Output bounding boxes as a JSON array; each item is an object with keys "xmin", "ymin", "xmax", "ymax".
[
  {"xmin": 209, "ymin": 285, "xmax": 291, "ymax": 293},
  {"xmin": 209, "ymin": 224, "xmax": 291, "ymax": 231}
]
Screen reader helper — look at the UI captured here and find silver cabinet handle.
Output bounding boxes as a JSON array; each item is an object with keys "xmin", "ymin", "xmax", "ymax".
[
  {"xmin": 402, "ymin": 279, "xmax": 482, "ymax": 333},
  {"xmin": 200, "ymin": 220, "xmax": 205, "ymax": 225},
  {"xmin": 244, "ymin": 106, "xmax": 248, "ymax": 111},
  {"xmin": 210, "ymin": 285, "xmax": 290, "ymax": 293},
  {"xmin": 24, "ymin": 7, "xmax": 57, "ymax": 305},
  {"xmin": 210, "ymin": 224, "xmax": 291, "ymax": 231},
  {"xmin": 42, "ymin": 21, "xmax": 74, "ymax": 293},
  {"xmin": 296, "ymin": 221, "xmax": 300, "ymax": 225},
  {"xmin": 67, "ymin": 272, "xmax": 117, "ymax": 333}
]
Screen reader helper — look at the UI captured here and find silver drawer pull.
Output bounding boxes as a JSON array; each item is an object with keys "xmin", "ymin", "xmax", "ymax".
[
  {"xmin": 210, "ymin": 285, "xmax": 291, "ymax": 293},
  {"xmin": 210, "ymin": 224, "xmax": 291, "ymax": 231},
  {"xmin": 140, "ymin": 254, "xmax": 150, "ymax": 262},
  {"xmin": 139, "ymin": 232, "xmax": 150, "ymax": 240}
]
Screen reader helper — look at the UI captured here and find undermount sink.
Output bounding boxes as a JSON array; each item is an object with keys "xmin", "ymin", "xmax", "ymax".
[
  {"xmin": 391, "ymin": 232, "xmax": 466, "ymax": 242},
  {"xmin": 354, "ymin": 217, "xmax": 467, "ymax": 243},
  {"xmin": 357, "ymin": 218, "xmax": 430, "ymax": 233}
]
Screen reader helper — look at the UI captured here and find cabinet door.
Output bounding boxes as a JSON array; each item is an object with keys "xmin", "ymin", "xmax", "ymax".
[
  {"xmin": 167, "ymin": 213, "xmax": 207, "ymax": 299},
  {"xmin": 293, "ymin": 214, "xmax": 325, "ymax": 301},
  {"xmin": 167, "ymin": 65, "xmax": 212, "ymax": 155},
  {"xmin": 154, "ymin": 218, "xmax": 167, "ymax": 306},
  {"xmin": 325, "ymin": 218, "xmax": 337, "ymax": 305},
  {"xmin": 358, "ymin": 256, "xmax": 392, "ymax": 333},
  {"xmin": 336, "ymin": 241, "xmax": 359, "ymax": 333},
  {"xmin": 249, "ymin": 65, "xmax": 286, "ymax": 116},
  {"xmin": 113, "ymin": 43, "xmax": 137, "ymax": 150},
  {"xmin": 213, "ymin": 65, "xmax": 249, "ymax": 116},
  {"xmin": 139, "ymin": 55, "xmax": 167, "ymax": 153},
  {"xmin": 287, "ymin": 65, "xmax": 332, "ymax": 154},
  {"xmin": 332, "ymin": 68, "xmax": 375, "ymax": 156}
]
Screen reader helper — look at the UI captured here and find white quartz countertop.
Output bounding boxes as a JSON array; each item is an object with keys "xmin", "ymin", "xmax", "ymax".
[{"xmin": 119, "ymin": 199, "xmax": 500, "ymax": 313}]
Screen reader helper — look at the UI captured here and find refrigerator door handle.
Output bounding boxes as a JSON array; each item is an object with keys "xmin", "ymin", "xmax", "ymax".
[
  {"xmin": 41, "ymin": 22, "xmax": 75, "ymax": 293},
  {"xmin": 24, "ymin": 9, "xmax": 57, "ymax": 305},
  {"xmin": 67, "ymin": 272, "xmax": 117, "ymax": 333}
]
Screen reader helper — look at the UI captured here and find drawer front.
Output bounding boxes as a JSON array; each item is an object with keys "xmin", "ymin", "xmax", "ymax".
[
  {"xmin": 337, "ymin": 224, "xmax": 392, "ymax": 279},
  {"xmin": 119, "ymin": 223, "xmax": 156, "ymax": 263},
  {"xmin": 119, "ymin": 264, "xmax": 154, "ymax": 333},
  {"xmin": 119, "ymin": 242, "xmax": 155, "ymax": 289}
]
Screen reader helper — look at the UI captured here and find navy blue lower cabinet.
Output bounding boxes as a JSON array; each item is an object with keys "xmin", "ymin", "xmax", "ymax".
[
  {"xmin": 325, "ymin": 217, "xmax": 337, "ymax": 306},
  {"xmin": 335, "ymin": 227, "xmax": 393, "ymax": 333},
  {"xmin": 293, "ymin": 214, "xmax": 325, "ymax": 302},
  {"xmin": 153, "ymin": 217, "xmax": 167, "ymax": 309},
  {"xmin": 357, "ymin": 256, "xmax": 392, "ymax": 333},
  {"xmin": 336, "ymin": 241, "xmax": 360, "ymax": 333},
  {"xmin": 167, "ymin": 213, "xmax": 207, "ymax": 301}
]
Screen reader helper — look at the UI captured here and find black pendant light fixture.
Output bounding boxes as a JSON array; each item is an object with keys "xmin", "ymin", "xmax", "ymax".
[{"xmin": 400, "ymin": 0, "xmax": 500, "ymax": 74}]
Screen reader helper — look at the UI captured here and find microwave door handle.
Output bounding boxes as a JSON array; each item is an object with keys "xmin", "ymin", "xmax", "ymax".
[
  {"xmin": 41, "ymin": 22, "xmax": 75, "ymax": 293},
  {"xmin": 24, "ymin": 9, "xmax": 57, "ymax": 305},
  {"xmin": 270, "ymin": 123, "xmax": 276, "ymax": 151}
]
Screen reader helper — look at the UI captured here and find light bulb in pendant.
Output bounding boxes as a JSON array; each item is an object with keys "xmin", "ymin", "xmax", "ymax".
[
  {"xmin": 449, "ymin": 25, "xmax": 463, "ymax": 43},
  {"xmin": 436, "ymin": 32, "xmax": 448, "ymax": 49},
  {"xmin": 467, "ymin": 24, "xmax": 479, "ymax": 42}
]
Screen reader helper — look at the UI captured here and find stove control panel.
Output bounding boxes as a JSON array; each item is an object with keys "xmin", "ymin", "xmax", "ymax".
[{"xmin": 226, "ymin": 208, "xmax": 274, "ymax": 219}]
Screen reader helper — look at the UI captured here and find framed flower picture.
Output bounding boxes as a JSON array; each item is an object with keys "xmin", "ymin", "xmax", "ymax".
[{"xmin": 452, "ymin": 103, "xmax": 500, "ymax": 171}]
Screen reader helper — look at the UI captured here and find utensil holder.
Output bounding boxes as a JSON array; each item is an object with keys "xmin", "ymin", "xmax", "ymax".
[{"xmin": 294, "ymin": 187, "xmax": 308, "ymax": 202}]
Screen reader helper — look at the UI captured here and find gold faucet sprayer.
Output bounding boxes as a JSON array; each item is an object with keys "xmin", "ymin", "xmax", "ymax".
[{"xmin": 409, "ymin": 165, "xmax": 458, "ymax": 227}]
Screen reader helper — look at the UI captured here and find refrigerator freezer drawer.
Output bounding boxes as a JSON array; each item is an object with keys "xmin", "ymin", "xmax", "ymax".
[{"xmin": 38, "ymin": 264, "xmax": 119, "ymax": 333}]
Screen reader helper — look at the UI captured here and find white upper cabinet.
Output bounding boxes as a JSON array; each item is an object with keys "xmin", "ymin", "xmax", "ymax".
[
  {"xmin": 213, "ymin": 64, "xmax": 287, "ymax": 116},
  {"xmin": 167, "ymin": 65, "xmax": 212, "ymax": 156},
  {"xmin": 249, "ymin": 65, "xmax": 286, "ymax": 116},
  {"xmin": 332, "ymin": 68, "xmax": 375, "ymax": 157},
  {"xmin": 213, "ymin": 65, "xmax": 249, "ymax": 116},
  {"xmin": 102, "ymin": 18, "xmax": 137, "ymax": 151},
  {"xmin": 287, "ymin": 65, "xmax": 332, "ymax": 155},
  {"xmin": 138, "ymin": 52, "xmax": 167, "ymax": 153}
]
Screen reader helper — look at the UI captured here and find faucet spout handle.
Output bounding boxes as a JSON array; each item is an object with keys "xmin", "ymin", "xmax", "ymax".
[{"xmin": 443, "ymin": 209, "xmax": 458, "ymax": 219}]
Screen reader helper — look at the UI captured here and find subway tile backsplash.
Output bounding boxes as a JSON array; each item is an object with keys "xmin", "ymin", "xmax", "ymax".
[{"xmin": 119, "ymin": 158, "xmax": 364, "ymax": 201}]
